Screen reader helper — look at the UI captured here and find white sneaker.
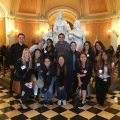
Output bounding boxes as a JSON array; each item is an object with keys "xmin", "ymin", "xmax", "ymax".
[
  {"xmin": 62, "ymin": 100, "xmax": 66, "ymax": 105},
  {"xmin": 21, "ymin": 104, "xmax": 28, "ymax": 109},
  {"xmin": 58, "ymin": 100, "xmax": 62, "ymax": 105},
  {"xmin": 18, "ymin": 99, "xmax": 22, "ymax": 104}
]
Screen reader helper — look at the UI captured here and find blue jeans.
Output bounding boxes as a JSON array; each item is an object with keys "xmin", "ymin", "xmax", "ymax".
[{"xmin": 44, "ymin": 78, "xmax": 54, "ymax": 101}]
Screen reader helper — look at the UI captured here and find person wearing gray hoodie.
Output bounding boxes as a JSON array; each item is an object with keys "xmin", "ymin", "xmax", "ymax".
[{"xmin": 55, "ymin": 33, "xmax": 70, "ymax": 58}]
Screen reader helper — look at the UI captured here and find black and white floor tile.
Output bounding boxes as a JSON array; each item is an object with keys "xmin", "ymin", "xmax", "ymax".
[{"xmin": 0, "ymin": 85, "xmax": 120, "ymax": 120}]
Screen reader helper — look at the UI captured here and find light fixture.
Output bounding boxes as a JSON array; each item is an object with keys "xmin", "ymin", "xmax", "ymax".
[{"xmin": 110, "ymin": 16, "xmax": 120, "ymax": 38}]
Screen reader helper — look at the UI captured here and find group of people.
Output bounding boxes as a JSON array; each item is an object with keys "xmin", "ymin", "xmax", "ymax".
[{"xmin": 8, "ymin": 33, "xmax": 120, "ymax": 110}]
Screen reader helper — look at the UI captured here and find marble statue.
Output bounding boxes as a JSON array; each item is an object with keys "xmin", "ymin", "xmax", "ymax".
[
  {"xmin": 43, "ymin": 10, "xmax": 70, "ymax": 43},
  {"xmin": 68, "ymin": 20, "xmax": 85, "ymax": 51},
  {"xmin": 53, "ymin": 11, "xmax": 70, "ymax": 34}
]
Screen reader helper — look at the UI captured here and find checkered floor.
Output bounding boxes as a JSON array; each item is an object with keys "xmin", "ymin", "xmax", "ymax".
[{"xmin": 0, "ymin": 85, "xmax": 120, "ymax": 120}]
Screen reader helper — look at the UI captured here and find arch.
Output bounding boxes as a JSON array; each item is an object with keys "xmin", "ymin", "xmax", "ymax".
[
  {"xmin": 46, "ymin": 6, "xmax": 80, "ymax": 26},
  {"xmin": 0, "ymin": 2, "xmax": 8, "ymax": 16}
]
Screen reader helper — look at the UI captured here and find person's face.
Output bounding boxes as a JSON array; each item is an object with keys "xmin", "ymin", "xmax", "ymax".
[
  {"xmin": 18, "ymin": 35, "xmax": 25, "ymax": 44},
  {"xmin": 102, "ymin": 52, "xmax": 108, "ymax": 61},
  {"xmin": 71, "ymin": 43, "xmax": 77, "ymax": 51},
  {"xmin": 38, "ymin": 42, "xmax": 44, "ymax": 49},
  {"xmin": 80, "ymin": 54, "xmax": 87, "ymax": 63},
  {"xmin": 58, "ymin": 35, "xmax": 65, "ymax": 42},
  {"xmin": 84, "ymin": 43, "xmax": 89, "ymax": 50},
  {"xmin": 96, "ymin": 43, "xmax": 102, "ymax": 51},
  {"xmin": 35, "ymin": 50, "xmax": 41, "ymax": 59},
  {"xmin": 24, "ymin": 50, "xmax": 30, "ymax": 60},
  {"xmin": 58, "ymin": 56, "xmax": 65, "ymax": 66},
  {"xmin": 47, "ymin": 40, "xmax": 52, "ymax": 47},
  {"xmin": 44, "ymin": 58, "xmax": 51, "ymax": 67}
]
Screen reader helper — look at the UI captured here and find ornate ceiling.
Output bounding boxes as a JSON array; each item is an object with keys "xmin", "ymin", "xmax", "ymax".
[{"xmin": 0, "ymin": 0, "xmax": 120, "ymax": 23}]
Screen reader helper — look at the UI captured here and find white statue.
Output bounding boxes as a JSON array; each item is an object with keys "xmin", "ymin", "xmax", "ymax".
[
  {"xmin": 69, "ymin": 20, "xmax": 85, "ymax": 51},
  {"xmin": 43, "ymin": 10, "xmax": 70, "ymax": 43},
  {"xmin": 53, "ymin": 11, "xmax": 70, "ymax": 34}
]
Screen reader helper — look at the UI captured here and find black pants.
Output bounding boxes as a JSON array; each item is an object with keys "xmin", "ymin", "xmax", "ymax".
[
  {"xmin": 95, "ymin": 77, "xmax": 110, "ymax": 105},
  {"xmin": 9, "ymin": 69, "xmax": 14, "ymax": 94},
  {"xmin": 67, "ymin": 72, "xmax": 78, "ymax": 99},
  {"xmin": 21, "ymin": 84, "xmax": 33, "ymax": 105}
]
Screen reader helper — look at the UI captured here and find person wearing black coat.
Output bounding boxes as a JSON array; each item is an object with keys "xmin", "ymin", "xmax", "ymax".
[
  {"xmin": 115, "ymin": 45, "xmax": 120, "ymax": 77},
  {"xmin": 77, "ymin": 52, "xmax": 93, "ymax": 108},
  {"xmin": 32, "ymin": 49, "xmax": 43, "ymax": 99},
  {"xmin": 56, "ymin": 55, "xmax": 68, "ymax": 106},
  {"xmin": 42, "ymin": 38, "xmax": 55, "ymax": 62},
  {"xmin": 41, "ymin": 57, "xmax": 55, "ymax": 105},
  {"xmin": 66, "ymin": 42, "xmax": 80, "ymax": 100},
  {"xmin": 95, "ymin": 50, "xmax": 115, "ymax": 106},
  {"xmin": 82, "ymin": 41, "xmax": 95, "ymax": 65},
  {"xmin": 9, "ymin": 33, "xmax": 28, "ymax": 96},
  {"xmin": 82, "ymin": 41, "xmax": 95, "ymax": 99},
  {"xmin": 14, "ymin": 48, "xmax": 33, "ymax": 109}
]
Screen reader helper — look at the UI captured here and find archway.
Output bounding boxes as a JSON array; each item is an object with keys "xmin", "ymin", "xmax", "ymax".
[{"xmin": 46, "ymin": 7, "xmax": 79, "ymax": 29}]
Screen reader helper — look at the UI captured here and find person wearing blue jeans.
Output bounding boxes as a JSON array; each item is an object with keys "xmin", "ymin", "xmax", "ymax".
[
  {"xmin": 44, "ymin": 78, "xmax": 54, "ymax": 104},
  {"xmin": 41, "ymin": 57, "xmax": 55, "ymax": 106}
]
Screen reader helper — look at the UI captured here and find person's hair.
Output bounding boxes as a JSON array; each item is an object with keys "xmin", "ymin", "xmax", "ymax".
[
  {"xmin": 83, "ymin": 41, "xmax": 93, "ymax": 52},
  {"xmin": 46, "ymin": 38, "xmax": 54, "ymax": 50},
  {"xmin": 44, "ymin": 56, "xmax": 51, "ymax": 62},
  {"xmin": 58, "ymin": 33, "xmax": 65, "ymax": 38},
  {"xmin": 109, "ymin": 45, "xmax": 115, "ymax": 52},
  {"xmin": 78, "ymin": 52, "xmax": 89, "ymax": 70},
  {"xmin": 95, "ymin": 41, "xmax": 105, "ymax": 55},
  {"xmin": 47, "ymin": 38, "xmax": 53, "ymax": 44},
  {"xmin": 43, "ymin": 57, "xmax": 52, "ymax": 69},
  {"xmin": 56, "ymin": 55, "xmax": 67, "ymax": 76},
  {"xmin": 70, "ymin": 41, "xmax": 77, "ymax": 46},
  {"xmin": 21, "ymin": 48, "xmax": 32, "ymax": 68},
  {"xmin": 98, "ymin": 50, "xmax": 112, "ymax": 75},
  {"xmin": 18, "ymin": 33, "xmax": 25, "ymax": 38},
  {"xmin": 32, "ymin": 48, "xmax": 42, "ymax": 60}
]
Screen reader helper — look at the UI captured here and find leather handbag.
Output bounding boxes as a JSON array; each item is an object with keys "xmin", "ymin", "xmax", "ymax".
[{"xmin": 12, "ymin": 80, "xmax": 21, "ymax": 94}]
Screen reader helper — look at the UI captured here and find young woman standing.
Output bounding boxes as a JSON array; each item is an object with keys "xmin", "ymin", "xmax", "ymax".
[
  {"xmin": 56, "ymin": 55, "xmax": 68, "ymax": 105},
  {"xmin": 95, "ymin": 50, "xmax": 115, "ymax": 106},
  {"xmin": 77, "ymin": 53, "xmax": 93, "ymax": 108}
]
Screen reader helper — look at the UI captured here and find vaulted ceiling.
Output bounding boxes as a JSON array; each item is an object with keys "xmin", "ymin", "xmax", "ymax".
[{"xmin": 0, "ymin": 0, "xmax": 120, "ymax": 23}]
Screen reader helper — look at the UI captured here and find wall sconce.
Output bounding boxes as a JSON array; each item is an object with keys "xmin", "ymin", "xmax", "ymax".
[
  {"xmin": 110, "ymin": 16, "xmax": 120, "ymax": 38},
  {"xmin": 84, "ymin": 31, "xmax": 89, "ymax": 36},
  {"xmin": 107, "ymin": 29, "xmax": 112, "ymax": 33},
  {"xmin": 113, "ymin": 30, "xmax": 119, "ymax": 38},
  {"xmin": 15, "ymin": 29, "xmax": 19, "ymax": 33},
  {"xmin": 108, "ymin": 29, "xmax": 119, "ymax": 38}
]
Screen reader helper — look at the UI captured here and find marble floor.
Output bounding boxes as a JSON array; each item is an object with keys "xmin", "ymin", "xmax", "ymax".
[{"xmin": 0, "ymin": 85, "xmax": 120, "ymax": 120}]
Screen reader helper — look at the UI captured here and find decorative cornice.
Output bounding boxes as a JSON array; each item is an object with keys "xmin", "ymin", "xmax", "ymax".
[
  {"xmin": 8, "ymin": 15, "xmax": 48, "ymax": 22},
  {"xmin": 5, "ymin": 0, "xmax": 119, "ymax": 22}
]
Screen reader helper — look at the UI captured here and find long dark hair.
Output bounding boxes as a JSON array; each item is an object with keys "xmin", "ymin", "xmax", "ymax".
[
  {"xmin": 98, "ymin": 50, "xmax": 112, "ymax": 75},
  {"xmin": 82, "ymin": 41, "xmax": 93, "ymax": 53},
  {"xmin": 46, "ymin": 38, "xmax": 55, "ymax": 51},
  {"xmin": 95, "ymin": 41, "xmax": 105, "ymax": 56},
  {"xmin": 78, "ymin": 52, "xmax": 89, "ymax": 70},
  {"xmin": 32, "ymin": 49, "xmax": 42, "ymax": 63},
  {"xmin": 56, "ymin": 55, "xmax": 67, "ymax": 76}
]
